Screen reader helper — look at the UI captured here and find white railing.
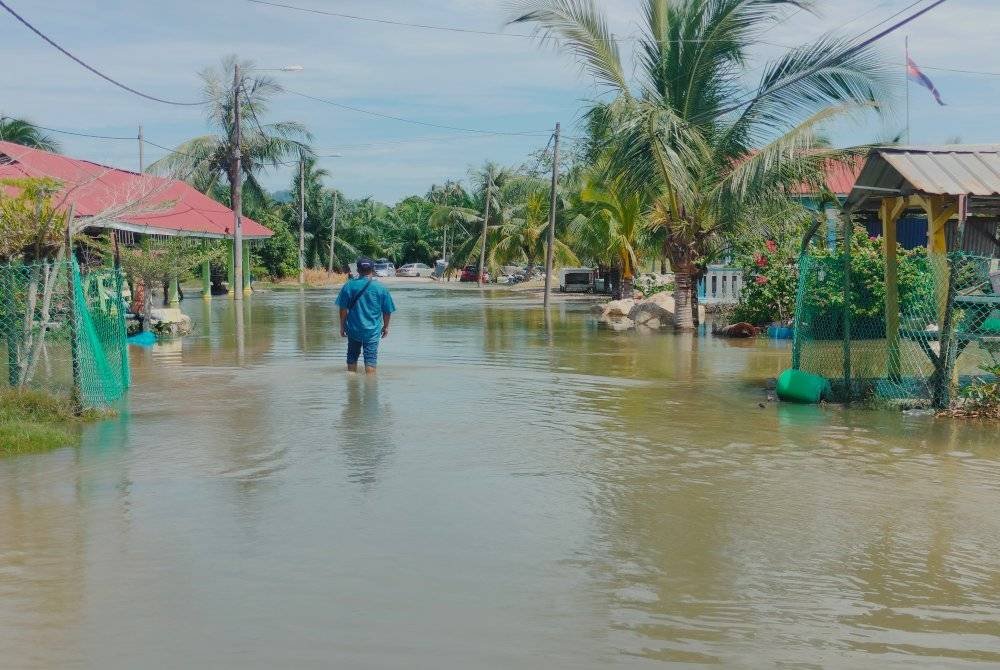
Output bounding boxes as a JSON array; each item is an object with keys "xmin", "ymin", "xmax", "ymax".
[{"xmin": 698, "ymin": 265, "xmax": 742, "ymax": 305}]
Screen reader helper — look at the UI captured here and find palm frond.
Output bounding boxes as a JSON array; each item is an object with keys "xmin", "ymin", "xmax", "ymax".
[{"xmin": 508, "ymin": 0, "xmax": 629, "ymax": 94}]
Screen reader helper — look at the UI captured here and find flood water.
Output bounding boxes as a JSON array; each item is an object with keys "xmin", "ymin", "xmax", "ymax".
[{"xmin": 3, "ymin": 284, "xmax": 1000, "ymax": 668}]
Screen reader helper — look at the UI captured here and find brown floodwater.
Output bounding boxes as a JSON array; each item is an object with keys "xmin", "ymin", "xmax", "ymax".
[{"xmin": 2, "ymin": 284, "xmax": 999, "ymax": 668}]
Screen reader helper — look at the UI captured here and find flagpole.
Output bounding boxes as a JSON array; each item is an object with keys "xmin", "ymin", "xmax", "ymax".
[{"xmin": 905, "ymin": 35, "xmax": 911, "ymax": 144}]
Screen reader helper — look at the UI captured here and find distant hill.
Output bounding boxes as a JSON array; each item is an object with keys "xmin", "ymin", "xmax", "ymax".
[{"xmin": 272, "ymin": 189, "xmax": 293, "ymax": 203}]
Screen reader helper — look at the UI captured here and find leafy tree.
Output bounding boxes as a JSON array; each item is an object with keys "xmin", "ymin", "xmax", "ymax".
[
  {"xmin": 118, "ymin": 239, "xmax": 222, "ymax": 331},
  {"xmin": 568, "ymin": 168, "xmax": 648, "ymax": 298},
  {"xmin": 512, "ymin": 0, "xmax": 892, "ymax": 328}
]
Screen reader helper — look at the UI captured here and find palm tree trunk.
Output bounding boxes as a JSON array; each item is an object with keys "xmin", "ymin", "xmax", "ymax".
[
  {"xmin": 690, "ymin": 266, "xmax": 705, "ymax": 327},
  {"xmin": 673, "ymin": 269, "xmax": 695, "ymax": 330},
  {"xmin": 690, "ymin": 280, "xmax": 700, "ymax": 326},
  {"xmin": 622, "ymin": 274, "xmax": 634, "ymax": 301}
]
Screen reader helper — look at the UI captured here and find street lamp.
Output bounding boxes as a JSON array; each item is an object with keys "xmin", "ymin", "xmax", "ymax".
[{"xmin": 231, "ymin": 63, "xmax": 303, "ymax": 301}]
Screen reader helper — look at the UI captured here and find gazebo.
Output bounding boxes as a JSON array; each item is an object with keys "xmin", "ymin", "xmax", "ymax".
[
  {"xmin": 792, "ymin": 145, "xmax": 1000, "ymax": 408},
  {"xmin": 0, "ymin": 141, "xmax": 271, "ymax": 299}
]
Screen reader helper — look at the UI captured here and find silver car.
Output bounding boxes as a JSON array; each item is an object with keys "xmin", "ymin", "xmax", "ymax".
[
  {"xmin": 397, "ymin": 262, "xmax": 433, "ymax": 278},
  {"xmin": 373, "ymin": 259, "xmax": 396, "ymax": 277}
]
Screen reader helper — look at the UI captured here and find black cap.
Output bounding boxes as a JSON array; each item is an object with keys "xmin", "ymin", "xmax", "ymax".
[{"xmin": 357, "ymin": 257, "xmax": 374, "ymax": 271}]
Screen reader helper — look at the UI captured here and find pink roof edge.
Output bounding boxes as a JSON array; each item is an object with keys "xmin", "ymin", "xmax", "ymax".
[{"xmin": 0, "ymin": 140, "xmax": 272, "ymax": 239}]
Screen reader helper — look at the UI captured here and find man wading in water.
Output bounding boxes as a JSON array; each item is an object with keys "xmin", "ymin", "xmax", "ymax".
[{"xmin": 336, "ymin": 257, "xmax": 396, "ymax": 374}]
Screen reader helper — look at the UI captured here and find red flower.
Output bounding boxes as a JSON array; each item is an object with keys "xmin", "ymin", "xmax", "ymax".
[
  {"xmin": 754, "ymin": 254, "xmax": 768, "ymax": 268},
  {"xmin": 755, "ymin": 275, "xmax": 769, "ymax": 285},
  {"xmin": 765, "ymin": 239, "xmax": 778, "ymax": 253}
]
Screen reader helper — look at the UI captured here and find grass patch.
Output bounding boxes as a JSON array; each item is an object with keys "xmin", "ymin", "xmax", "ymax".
[{"xmin": 0, "ymin": 388, "xmax": 103, "ymax": 455}]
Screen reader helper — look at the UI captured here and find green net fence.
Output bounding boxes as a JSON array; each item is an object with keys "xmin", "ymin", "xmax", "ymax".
[
  {"xmin": 1, "ymin": 258, "xmax": 130, "ymax": 409},
  {"xmin": 793, "ymin": 236, "xmax": 1000, "ymax": 407}
]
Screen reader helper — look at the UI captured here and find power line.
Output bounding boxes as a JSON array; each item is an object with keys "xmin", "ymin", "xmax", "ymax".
[
  {"xmin": 714, "ymin": 0, "xmax": 948, "ymax": 118},
  {"xmin": 0, "ymin": 117, "xmax": 137, "ymax": 141},
  {"xmin": 852, "ymin": 0, "xmax": 929, "ymax": 40},
  {"xmin": 247, "ymin": 0, "xmax": 794, "ymax": 47},
  {"xmin": 0, "ymin": 0, "xmax": 203, "ymax": 107},
  {"xmin": 286, "ymin": 89, "xmax": 553, "ymax": 136},
  {"xmin": 922, "ymin": 64, "xmax": 1000, "ymax": 77}
]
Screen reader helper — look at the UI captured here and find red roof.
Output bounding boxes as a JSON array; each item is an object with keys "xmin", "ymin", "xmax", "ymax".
[
  {"xmin": 0, "ymin": 141, "xmax": 271, "ymax": 239},
  {"xmin": 790, "ymin": 158, "xmax": 862, "ymax": 197}
]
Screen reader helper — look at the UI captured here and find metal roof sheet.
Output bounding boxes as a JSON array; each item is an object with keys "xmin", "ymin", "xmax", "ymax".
[
  {"xmin": 0, "ymin": 141, "xmax": 272, "ymax": 239},
  {"xmin": 845, "ymin": 145, "xmax": 1000, "ymax": 212}
]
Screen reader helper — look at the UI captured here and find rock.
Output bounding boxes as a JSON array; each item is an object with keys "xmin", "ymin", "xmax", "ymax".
[
  {"xmin": 628, "ymin": 292, "xmax": 676, "ymax": 324},
  {"xmin": 594, "ymin": 298, "xmax": 636, "ymax": 318},
  {"xmin": 604, "ymin": 317, "xmax": 635, "ymax": 331},
  {"xmin": 633, "ymin": 310, "xmax": 660, "ymax": 327},
  {"xmin": 149, "ymin": 307, "xmax": 193, "ymax": 337},
  {"xmin": 718, "ymin": 322, "xmax": 759, "ymax": 338}
]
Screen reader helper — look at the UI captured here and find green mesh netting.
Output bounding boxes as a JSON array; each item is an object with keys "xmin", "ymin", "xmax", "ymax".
[
  {"xmin": 1, "ymin": 258, "xmax": 130, "ymax": 409},
  {"xmin": 793, "ymin": 237, "xmax": 1000, "ymax": 408}
]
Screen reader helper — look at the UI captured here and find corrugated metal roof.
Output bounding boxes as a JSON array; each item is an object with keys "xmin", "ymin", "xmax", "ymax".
[
  {"xmin": 880, "ymin": 147, "xmax": 1000, "ymax": 195},
  {"xmin": 846, "ymin": 145, "xmax": 1000, "ymax": 211},
  {"xmin": 0, "ymin": 141, "xmax": 272, "ymax": 239}
]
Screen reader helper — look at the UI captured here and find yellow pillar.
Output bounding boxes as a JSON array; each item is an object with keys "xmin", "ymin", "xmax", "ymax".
[
  {"xmin": 881, "ymin": 197, "xmax": 906, "ymax": 381},
  {"xmin": 916, "ymin": 195, "xmax": 957, "ymax": 324}
]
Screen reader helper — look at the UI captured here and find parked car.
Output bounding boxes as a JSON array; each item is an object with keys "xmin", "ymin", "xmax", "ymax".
[
  {"xmin": 397, "ymin": 262, "xmax": 433, "ymax": 278},
  {"xmin": 373, "ymin": 259, "xmax": 396, "ymax": 277},
  {"xmin": 559, "ymin": 267, "xmax": 595, "ymax": 293},
  {"xmin": 460, "ymin": 265, "xmax": 489, "ymax": 283}
]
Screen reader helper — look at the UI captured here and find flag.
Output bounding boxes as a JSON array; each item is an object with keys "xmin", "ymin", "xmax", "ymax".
[{"xmin": 907, "ymin": 56, "xmax": 945, "ymax": 106}]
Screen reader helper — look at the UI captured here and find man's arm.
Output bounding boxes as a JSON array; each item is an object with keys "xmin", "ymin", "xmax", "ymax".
[
  {"xmin": 381, "ymin": 312, "xmax": 391, "ymax": 338},
  {"xmin": 339, "ymin": 308, "xmax": 348, "ymax": 337}
]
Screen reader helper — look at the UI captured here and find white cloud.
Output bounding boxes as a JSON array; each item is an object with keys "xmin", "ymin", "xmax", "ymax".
[{"xmin": 1, "ymin": 0, "xmax": 994, "ymax": 202}]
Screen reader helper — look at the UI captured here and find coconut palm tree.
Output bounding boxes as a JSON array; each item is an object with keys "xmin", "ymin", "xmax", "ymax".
[
  {"xmin": 389, "ymin": 196, "xmax": 439, "ymax": 265},
  {"xmin": 511, "ymin": 0, "xmax": 892, "ymax": 328},
  {"xmin": 569, "ymin": 168, "xmax": 649, "ymax": 299},
  {"xmin": 448, "ymin": 173, "xmax": 578, "ymax": 273},
  {"xmin": 288, "ymin": 156, "xmax": 332, "ymax": 268},
  {"xmin": 0, "ymin": 116, "xmax": 59, "ymax": 152},
  {"xmin": 148, "ymin": 55, "xmax": 311, "ymax": 209}
]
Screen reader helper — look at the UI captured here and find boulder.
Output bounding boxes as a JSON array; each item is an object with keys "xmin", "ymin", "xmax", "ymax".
[
  {"xmin": 593, "ymin": 298, "xmax": 636, "ymax": 318},
  {"xmin": 633, "ymin": 310, "xmax": 661, "ymax": 328},
  {"xmin": 603, "ymin": 317, "xmax": 635, "ymax": 331},
  {"xmin": 149, "ymin": 307, "xmax": 193, "ymax": 337},
  {"xmin": 628, "ymin": 291, "xmax": 676, "ymax": 323}
]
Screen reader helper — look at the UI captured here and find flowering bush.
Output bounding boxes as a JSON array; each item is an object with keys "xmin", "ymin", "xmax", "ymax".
[
  {"xmin": 731, "ymin": 237, "xmax": 799, "ymax": 326},
  {"xmin": 732, "ymin": 225, "xmax": 935, "ymax": 328}
]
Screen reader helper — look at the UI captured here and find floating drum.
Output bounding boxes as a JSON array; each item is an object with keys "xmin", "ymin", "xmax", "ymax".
[{"xmin": 775, "ymin": 368, "xmax": 831, "ymax": 404}]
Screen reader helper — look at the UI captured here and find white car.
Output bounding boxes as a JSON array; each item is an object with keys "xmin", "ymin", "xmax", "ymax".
[{"xmin": 397, "ymin": 262, "xmax": 433, "ymax": 278}]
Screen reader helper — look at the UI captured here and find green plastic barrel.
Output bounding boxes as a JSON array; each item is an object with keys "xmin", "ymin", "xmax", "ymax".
[{"xmin": 776, "ymin": 368, "xmax": 831, "ymax": 404}]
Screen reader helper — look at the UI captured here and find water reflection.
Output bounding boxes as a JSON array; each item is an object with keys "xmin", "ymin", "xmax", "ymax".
[
  {"xmin": 337, "ymin": 376, "xmax": 395, "ymax": 489},
  {"xmin": 2, "ymin": 287, "xmax": 1000, "ymax": 668}
]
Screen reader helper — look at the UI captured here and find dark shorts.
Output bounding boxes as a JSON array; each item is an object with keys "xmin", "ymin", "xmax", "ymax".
[{"xmin": 347, "ymin": 336, "xmax": 380, "ymax": 367}]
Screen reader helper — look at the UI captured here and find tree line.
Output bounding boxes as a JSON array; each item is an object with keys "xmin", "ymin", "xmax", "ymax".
[{"xmin": 3, "ymin": 0, "xmax": 894, "ymax": 330}]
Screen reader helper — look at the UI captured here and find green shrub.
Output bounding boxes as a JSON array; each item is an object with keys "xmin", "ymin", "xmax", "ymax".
[
  {"xmin": 0, "ymin": 388, "xmax": 96, "ymax": 454},
  {"xmin": 956, "ymin": 364, "xmax": 1000, "ymax": 418},
  {"xmin": 735, "ymin": 225, "xmax": 938, "ymax": 331},
  {"xmin": 732, "ymin": 237, "xmax": 798, "ymax": 326}
]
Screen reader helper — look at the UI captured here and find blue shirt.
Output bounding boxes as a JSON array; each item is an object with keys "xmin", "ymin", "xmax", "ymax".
[{"xmin": 336, "ymin": 277, "xmax": 396, "ymax": 341}]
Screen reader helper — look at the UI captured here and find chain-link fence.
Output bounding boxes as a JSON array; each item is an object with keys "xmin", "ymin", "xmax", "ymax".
[
  {"xmin": 793, "ymin": 236, "xmax": 999, "ymax": 407},
  {"xmin": 1, "ymin": 258, "xmax": 130, "ymax": 409}
]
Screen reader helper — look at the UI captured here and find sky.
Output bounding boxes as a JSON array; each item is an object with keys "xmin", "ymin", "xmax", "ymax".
[{"xmin": 2, "ymin": 0, "xmax": 998, "ymax": 204}]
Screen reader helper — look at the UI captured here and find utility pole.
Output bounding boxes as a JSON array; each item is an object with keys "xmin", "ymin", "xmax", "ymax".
[
  {"xmin": 328, "ymin": 190, "xmax": 338, "ymax": 273},
  {"xmin": 299, "ymin": 157, "xmax": 306, "ymax": 284},
  {"xmin": 478, "ymin": 175, "xmax": 491, "ymax": 286},
  {"xmin": 138, "ymin": 124, "xmax": 144, "ymax": 173},
  {"xmin": 232, "ymin": 62, "xmax": 244, "ymax": 302},
  {"xmin": 543, "ymin": 122, "xmax": 561, "ymax": 310}
]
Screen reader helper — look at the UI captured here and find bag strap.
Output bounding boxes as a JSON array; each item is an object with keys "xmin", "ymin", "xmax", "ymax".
[{"xmin": 347, "ymin": 279, "xmax": 373, "ymax": 312}]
